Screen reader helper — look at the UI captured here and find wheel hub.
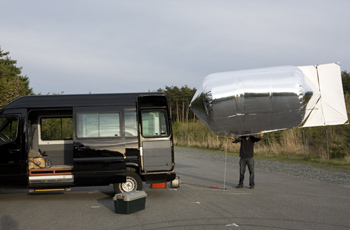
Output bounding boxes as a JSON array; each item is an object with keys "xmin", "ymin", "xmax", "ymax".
[{"xmin": 121, "ymin": 176, "xmax": 137, "ymax": 192}]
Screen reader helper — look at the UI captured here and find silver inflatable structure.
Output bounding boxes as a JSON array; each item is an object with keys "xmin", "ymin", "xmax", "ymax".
[{"xmin": 190, "ymin": 63, "xmax": 348, "ymax": 135}]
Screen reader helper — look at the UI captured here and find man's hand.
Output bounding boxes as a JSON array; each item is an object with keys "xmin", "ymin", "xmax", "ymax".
[
  {"xmin": 259, "ymin": 131, "xmax": 264, "ymax": 138},
  {"xmin": 230, "ymin": 134, "xmax": 235, "ymax": 142}
]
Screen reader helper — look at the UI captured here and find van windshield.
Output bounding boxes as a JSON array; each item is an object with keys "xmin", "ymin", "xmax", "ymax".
[{"xmin": 0, "ymin": 116, "xmax": 19, "ymax": 144}]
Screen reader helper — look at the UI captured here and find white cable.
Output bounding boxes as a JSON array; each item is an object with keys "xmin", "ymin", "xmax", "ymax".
[{"xmin": 223, "ymin": 136, "xmax": 228, "ymax": 191}]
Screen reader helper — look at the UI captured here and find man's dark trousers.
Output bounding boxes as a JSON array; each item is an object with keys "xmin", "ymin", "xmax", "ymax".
[{"xmin": 239, "ymin": 158, "xmax": 254, "ymax": 186}]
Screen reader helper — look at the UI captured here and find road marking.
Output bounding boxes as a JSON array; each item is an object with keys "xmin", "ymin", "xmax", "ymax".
[{"xmin": 226, "ymin": 223, "xmax": 239, "ymax": 227}]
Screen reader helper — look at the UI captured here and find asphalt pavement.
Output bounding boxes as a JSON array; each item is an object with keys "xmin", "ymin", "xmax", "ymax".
[{"xmin": 1, "ymin": 147, "xmax": 349, "ymax": 230}]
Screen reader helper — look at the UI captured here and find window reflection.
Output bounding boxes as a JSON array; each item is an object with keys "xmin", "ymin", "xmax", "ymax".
[
  {"xmin": 141, "ymin": 110, "xmax": 168, "ymax": 137},
  {"xmin": 77, "ymin": 113, "xmax": 120, "ymax": 138}
]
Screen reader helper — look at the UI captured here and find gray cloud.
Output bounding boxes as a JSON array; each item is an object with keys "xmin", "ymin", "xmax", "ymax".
[{"xmin": 1, "ymin": 0, "xmax": 349, "ymax": 94}]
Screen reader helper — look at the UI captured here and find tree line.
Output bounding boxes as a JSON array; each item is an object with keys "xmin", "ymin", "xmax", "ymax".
[
  {"xmin": 0, "ymin": 48, "xmax": 33, "ymax": 108},
  {"xmin": 157, "ymin": 86, "xmax": 197, "ymax": 123}
]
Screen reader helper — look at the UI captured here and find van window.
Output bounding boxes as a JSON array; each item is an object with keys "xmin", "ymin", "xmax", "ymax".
[
  {"xmin": 141, "ymin": 110, "xmax": 169, "ymax": 137},
  {"xmin": 0, "ymin": 116, "xmax": 19, "ymax": 144},
  {"xmin": 77, "ymin": 113, "xmax": 120, "ymax": 138},
  {"xmin": 41, "ymin": 117, "xmax": 73, "ymax": 140},
  {"xmin": 125, "ymin": 111, "xmax": 137, "ymax": 137}
]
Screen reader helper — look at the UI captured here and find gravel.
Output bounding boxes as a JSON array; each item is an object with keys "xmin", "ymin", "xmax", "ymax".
[{"xmin": 175, "ymin": 147, "xmax": 350, "ymax": 188}]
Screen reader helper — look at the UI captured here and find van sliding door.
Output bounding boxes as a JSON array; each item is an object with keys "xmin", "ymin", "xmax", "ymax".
[{"xmin": 73, "ymin": 107, "xmax": 126, "ymax": 186}]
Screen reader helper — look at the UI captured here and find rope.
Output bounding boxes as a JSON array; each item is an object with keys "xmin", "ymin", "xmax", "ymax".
[
  {"xmin": 29, "ymin": 156, "xmax": 52, "ymax": 169},
  {"xmin": 223, "ymin": 136, "xmax": 228, "ymax": 191}
]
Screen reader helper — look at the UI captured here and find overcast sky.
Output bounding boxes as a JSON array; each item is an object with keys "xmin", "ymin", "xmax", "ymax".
[{"xmin": 1, "ymin": 0, "xmax": 349, "ymax": 95}]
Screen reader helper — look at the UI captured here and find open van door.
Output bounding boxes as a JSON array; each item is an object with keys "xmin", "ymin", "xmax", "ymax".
[
  {"xmin": 0, "ymin": 113, "xmax": 27, "ymax": 188},
  {"xmin": 138, "ymin": 95, "xmax": 174, "ymax": 175}
]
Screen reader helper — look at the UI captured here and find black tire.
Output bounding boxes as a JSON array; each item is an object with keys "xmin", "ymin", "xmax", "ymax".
[{"xmin": 113, "ymin": 171, "xmax": 142, "ymax": 193}]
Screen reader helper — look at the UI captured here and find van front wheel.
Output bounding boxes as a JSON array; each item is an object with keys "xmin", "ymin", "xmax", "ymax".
[{"xmin": 113, "ymin": 171, "xmax": 142, "ymax": 193}]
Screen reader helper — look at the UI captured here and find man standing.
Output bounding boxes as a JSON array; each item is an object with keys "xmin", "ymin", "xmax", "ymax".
[{"xmin": 231, "ymin": 132, "xmax": 264, "ymax": 189}]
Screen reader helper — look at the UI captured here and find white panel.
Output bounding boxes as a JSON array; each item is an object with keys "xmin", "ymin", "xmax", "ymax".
[
  {"xmin": 302, "ymin": 103, "xmax": 325, "ymax": 127},
  {"xmin": 301, "ymin": 63, "xmax": 348, "ymax": 127},
  {"xmin": 318, "ymin": 63, "xmax": 348, "ymax": 125}
]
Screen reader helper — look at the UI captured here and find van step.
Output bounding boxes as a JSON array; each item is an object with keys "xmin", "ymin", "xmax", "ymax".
[
  {"xmin": 29, "ymin": 188, "xmax": 71, "ymax": 192},
  {"xmin": 29, "ymin": 167, "xmax": 73, "ymax": 176},
  {"xmin": 29, "ymin": 175, "xmax": 74, "ymax": 184}
]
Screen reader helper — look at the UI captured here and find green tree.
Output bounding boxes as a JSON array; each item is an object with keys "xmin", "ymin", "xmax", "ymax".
[
  {"xmin": 0, "ymin": 47, "xmax": 33, "ymax": 108},
  {"xmin": 342, "ymin": 71, "xmax": 350, "ymax": 94},
  {"xmin": 180, "ymin": 85, "xmax": 197, "ymax": 122},
  {"xmin": 158, "ymin": 85, "xmax": 197, "ymax": 122}
]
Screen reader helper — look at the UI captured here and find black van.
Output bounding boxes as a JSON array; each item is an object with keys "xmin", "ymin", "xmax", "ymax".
[{"xmin": 0, "ymin": 93, "xmax": 176, "ymax": 193}]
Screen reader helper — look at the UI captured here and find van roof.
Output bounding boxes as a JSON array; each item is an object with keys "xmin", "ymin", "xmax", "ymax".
[{"xmin": 1, "ymin": 93, "xmax": 166, "ymax": 110}]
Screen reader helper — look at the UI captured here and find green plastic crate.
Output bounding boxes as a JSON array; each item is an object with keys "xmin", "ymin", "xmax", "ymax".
[{"xmin": 113, "ymin": 191, "xmax": 147, "ymax": 214}]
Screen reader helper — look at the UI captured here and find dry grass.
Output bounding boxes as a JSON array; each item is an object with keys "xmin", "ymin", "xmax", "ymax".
[{"xmin": 345, "ymin": 156, "xmax": 350, "ymax": 164}]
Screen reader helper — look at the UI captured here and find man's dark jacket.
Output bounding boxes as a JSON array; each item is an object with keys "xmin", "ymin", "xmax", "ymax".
[{"xmin": 233, "ymin": 135, "xmax": 262, "ymax": 158}]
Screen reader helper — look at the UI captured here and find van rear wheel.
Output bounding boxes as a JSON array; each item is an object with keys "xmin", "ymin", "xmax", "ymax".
[{"xmin": 113, "ymin": 171, "xmax": 142, "ymax": 193}]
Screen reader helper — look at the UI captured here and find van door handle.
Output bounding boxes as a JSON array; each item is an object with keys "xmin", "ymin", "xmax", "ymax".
[
  {"xmin": 74, "ymin": 146, "xmax": 86, "ymax": 151},
  {"xmin": 9, "ymin": 149, "xmax": 20, "ymax": 154}
]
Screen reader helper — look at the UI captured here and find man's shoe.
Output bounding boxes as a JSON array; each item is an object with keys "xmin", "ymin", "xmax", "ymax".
[
  {"xmin": 236, "ymin": 184, "xmax": 243, "ymax": 188},
  {"xmin": 249, "ymin": 185, "xmax": 254, "ymax": 189}
]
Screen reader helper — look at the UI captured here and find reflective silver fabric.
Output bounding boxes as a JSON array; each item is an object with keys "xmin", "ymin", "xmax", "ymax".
[{"xmin": 190, "ymin": 66, "xmax": 313, "ymax": 135}]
